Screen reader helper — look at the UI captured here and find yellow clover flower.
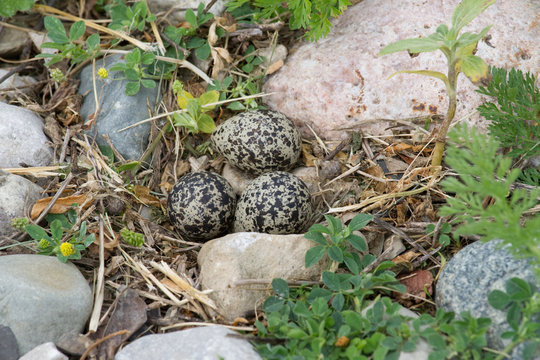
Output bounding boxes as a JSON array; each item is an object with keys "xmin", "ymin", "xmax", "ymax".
[
  {"xmin": 38, "ymin": 238, "xmax": 50, "ymax": 249},
  {"xmin": 97, "ymin": 67, "xmax": 108, "ymax": 79},
  {"xmin": 60, "ymin": 242, "xmax": 75, "ymax": 256}
]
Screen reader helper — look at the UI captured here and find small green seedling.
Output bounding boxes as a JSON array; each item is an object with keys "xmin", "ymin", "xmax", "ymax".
[
  {"xmin": 305, "ymin": 213, "xmax": 375, "ymax": 274},
  {"xmin": 109, "ymin": 48, "xmax": 157, "ymax": 95},
  {"xmin": 172, "ymin": 80, "xmax": 219, "ymax": 134},
  {"xmin": 37, "ymin": 17, "xmax": 100, "ymax": 66},
  {"xmin": 426, "ymin": 222, "xmax": 451, "ymax": 248},
  {"xmin": 23, "ymin": 208, "xmax": 95, "ymax": 263},
  {"xmin": 120, "ymin": 227, "xmax": 144, "ymax": 247},
  {"xmin": 379, "ymin": 0, "xmax": 494, "ymax": 168},
  {"xmin": 106, "ymin": 0, "xmax": 156, "ymax": 35}
]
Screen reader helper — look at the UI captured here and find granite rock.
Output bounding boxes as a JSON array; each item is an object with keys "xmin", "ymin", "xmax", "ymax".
[
  {"xmin": 0, "ymin": 103, "xmax": 53, "ymax": 168},
  {"xmin": 0, "ymin": 255, "xmax": 92, "ymax": 355},
  {"xmin": 0, "ymin": 171, "xmax": 43, "ymax": 237},
  {"xmin": 115, "ymin": 325, "xmax": 261, "ymax": 360},
  {"xmin": 78, "ymin": 54, "xmax": 160, "ymax": 160},
  {"xmin": 198, "ymin": 232, "xmax": 328, "ymax": 321},
  {"xmin": 436, "ymin": 239, "xmax": 539, "ymax": 359},
  {"xmin": 263, "ymin": 0, "xmax": 540, "ymax": 140}
]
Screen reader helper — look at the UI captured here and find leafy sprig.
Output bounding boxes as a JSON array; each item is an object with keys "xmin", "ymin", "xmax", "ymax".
[{"xmin": 476, "ymin": 67, "xmax": 540, "ymax": 159}]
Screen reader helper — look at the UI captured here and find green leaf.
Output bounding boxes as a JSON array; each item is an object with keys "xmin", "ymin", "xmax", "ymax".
[
  {"xmin": 117, "ymin": 161, "xmax": 140, "ymax": 172},
  {"xmin": 451, "ymin": 0, "xmax": 495, "ymax": 34},
  {"xmin": 426, "ymin": 333, "xmax": 447, "ymax": 349},
  {"xmin": 459, "ymin": 55, "xmax": 489, "ymax": 85},
  {"xmin": 86, "ymin": 33, "xmax": 100, "ymax": 55},
  {"xmin": 199, "ymin": 90, "xmax": 220, "ymax": 110},
  {"xmin": 332, "ymin": 293, "xmax": 345, "ymax": 311},
  {"xmin": 44, "ymin": 16, "xmax": 69, "ymax": 45},
  {"xmin": 348, "ymin": 234, "xmax": 367, "ymax": 252},
  {"xmin": 69, "ymin": 21, "xmax": 85, "ymax": 41},
  {"xmin": 343, "ymin": 252, "xmax": 360, "ymax": 274},
  {"xmin": 186, "ymin": 37, "xmax": 206, "ymax": 49},
  {"xmin": 325, "ymin": 214, "xmax": 342, "ymax": 234},
  {"xmin": 141, "ymin": 79, "xmax": 156, "ymax": 88},
  {"xmin": 0, "ymin": 0, "xmax": 35, "ymax": 18},
  {"xmin": 185, "ymin": 8, "xmax": 198, "ymax": 29},
  {"xmin": 263, "ymin": 296, "xmax": 284, "ymax": 312},
  {"xmin": 125, "ymin": 48, "xmax": 141, "ymax": 65},
  {"xmin": 25, "ymin": 224, "xmax": 50, "ymax": 241},
  {"xmin": 388, "ymin": 69, "xmax": 449, "ymax": 84},
  {"xmin": 125, "ymin": 81, "xmax": 140, "ymax": 95},
  {"xmin": 349, "ymin": 213, "xmax": 373, "ymax": 231},
  {"xmin": 488, "ymin": 289, "xmax": 511, "ymax": 309},
  {"xmin": 226, "ymin": 101, "xmax": 245, "ymax": 111},
  {"xmin": 109, "ymin": 63, "xmax": 128, "ymax": 72},
  {"xmin": 195, "ymin": 42, "xmax": 211, "ymax": 60},
  {"xmin": 506, "ymin": 303, "xmax": 522, "ymax": 330},
  {"xmin": 98, "ymin": 145, "xmax": 114, "ymax": 163},
  {"xmin": 293, "ymin": 300, "xmax": 311, "ymax": 317},
  {"xmin": 328, "ymin": 245, "xmax": 344, "ymax": 263},
  {"xmin": 124, "ymin": 68, "xmax": 139, "ymax": 81},
  {"xmin": 197, "ymin": 114, "xmax": 216, "ymax": 133},
  {"xmin": 379, "ymin": 37, "xmax": 442, "ymax": 56},
  {"xmin": 305, "ymin": 245, "xmax": 326, "ymax": 268},
  {"xmin": 141, "ymin": 51, "xmax": 156, "ymax": 65},
  {"xmin": 271, "ymin": 278, "xmax": 289, "ymax": 298},
  {"xmin": 304, "ymin": 231, "xmax": 328, "ymax": 246},
  {"xmin": 308, "ymin": 223, "xmax": 332, "ymax": 234},
  {"xmin": 505, "ymin": 277, "xmax": 533, "ymax": 300}
]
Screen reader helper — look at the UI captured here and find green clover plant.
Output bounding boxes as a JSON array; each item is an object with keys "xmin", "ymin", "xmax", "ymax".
[
  {"xmin": 109, "ymin": 48, "xmax": 157, "ymax": 95},
  {"xmin": 106, "ymin": 0, "xmax": 156, "ymax": 35},
  {"xmin": 379, "ymin": 0, "xmax": 494, "ymax": 168},
  {"xmin": 120, "ymin": 227, "xmax": 144, "ymax": 247},
  {"xmin": 24, "ymin": 208, "xmax": 95, "ymax": 263},
  {"xmin": 37, "ymin": 17, "xmax": 101, "ymax": 66}
]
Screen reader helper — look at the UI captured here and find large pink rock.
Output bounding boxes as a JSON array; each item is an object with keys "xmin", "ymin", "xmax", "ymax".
[{"xmin": 263, "ymin": 0, "xmax": 540, "ymax": 140}]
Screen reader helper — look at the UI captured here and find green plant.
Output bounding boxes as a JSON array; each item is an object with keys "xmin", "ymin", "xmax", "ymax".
[
  {"xmin": 184, "ymin": 3, "xmax": 215, "ymax": 60},
  {"xmin": 109, "ymin": 48, "xmax": 157, "ymax": 95},
  {"xmin": 305, "ymin": 213, "xmax": 374, "ymax": 274},
  {"xmin": 379, "ymin": 0, "xmax": 494, "ymax": 168},
  {"xmin": 36, "ymin": 17, "xmax": 101, "ymax": 66},
  {"xmin": 255, "ymin": 213, "xmax": 501, "ymax": 359},
  {"xmin": 172, "ymin": 80, "xmax": 219, "ymax": 134},
  {"xmin": 425, "ymin": 222, "xmax": 451, "ymax": 248},
  {"xmin": 488, "ymin": 278, "xmax": 540, "ymax": 360},
  {"xmin": 120, "ymin": 227, "xmax": 144, "ymax": 247},
  {"xmin": 226, "ymin": 0, "xmax": 351, "ymax": 41},
  {"xmin": 0, "ymin": 0, "xmax": 35, "ymax": 18},
  {"xmin": 106, "ymin": 0, "xmax": 156, "ymax": 35},
  {"xmin": 476, "ymin": 67, "xmax": 540, "ymax": 160},
  {"xmin": 11, "ymin": 217, "xmax": 30, "ymax": 232},
  {"xmin": 23, "ymin": 208, "xmax": 95, "ymax": 263},
  {"xmin": 439, "ymin": 124, "xmax": 540, "ymax": 278}
]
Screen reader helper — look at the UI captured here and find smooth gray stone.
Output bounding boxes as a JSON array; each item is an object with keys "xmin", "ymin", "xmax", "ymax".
[
  {"xmin": 436, "ymin": 239, "xmax": 539, "ymax": 359},
  {"xmin": 0, "ymin": 102, "xmax": 53, "ymax": 168},
  {"xmin": 0, "ymin": 325, "xmax": 19, "ymax": 360},
  {"xmin": 0, "ymin": 255, "xmax": 92, "ymax": 355},
  {"xmin": 78, "ymin": 54, "xmax": 160, "ymax": 160},
  {"xmin": 0, "ymin": 171, "xmax": 43, "ymax": 237},
  {"xmin": 115, "ymin": 325, "xmax": 262, "ymax": 360},
  {"xmin": 19, "ymin": 342, "xmax": 67, "ymax": 360}
]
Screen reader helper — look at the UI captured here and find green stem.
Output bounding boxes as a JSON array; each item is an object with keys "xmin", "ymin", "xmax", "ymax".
[{"xmin": 431, "ymin": 62, "xmax": 458, "ymax": 168}]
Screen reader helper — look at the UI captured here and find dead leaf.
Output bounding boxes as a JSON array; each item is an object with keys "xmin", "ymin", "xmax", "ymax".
[
  {"xmin": 364, "ymin": 165, "xmax": 386, "ymax": 192},
  {"xmin": 398, "ymin": 270, "xmax": 434, "ymax": 302},
  {"xmin": 31, "ymin": 194, "xmax": 92, "ymax": 220},
  {"xmin": 215, "ymin": 13, "xmax": 237, "ymax": 33},
  {"xmin": 266, "ymin": 59, "xmax": 283, "ymax": 75},
  {"xmin": 97, "ymin": 289, "xmax": 147, "ymax": 359},
  {"xmin": 301, "ymin": 144, "xmax": 318, "ymax": 167},
  {"xmin": 335, "ymin": 336, "xmax": 350, "ymax": 347},
  {"xmin": 392, "ymin": 250, "xmax": 419, "ymax": 265},
  {"xmin": 132, "ymin": 185, "xmax": 162, "ymax": 207}
]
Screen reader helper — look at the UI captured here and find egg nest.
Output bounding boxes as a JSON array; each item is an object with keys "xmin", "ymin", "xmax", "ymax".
[{"xmin": 234, "ymin": 171, "xmax": 313, "ymax": 234}]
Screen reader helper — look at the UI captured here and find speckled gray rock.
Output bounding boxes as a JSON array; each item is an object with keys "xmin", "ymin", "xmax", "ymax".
[
  {"xmin": 78, "ymin": 54, "xmax": 160, "ymax": 160},
  {"xmin": 167, "ymin": 171, "xmax": 236, "ymax": 241},
  {"xmin": 211, "ymin": 110, "xmax": 302, "ymax": 175},
  {"xmin": 0, "ymin": 103, "xmax": 53, "ymax": 168},
  {"xmin": 221, "ymin": 163, "xmax": 256, "ymax": 195},
  {"xmin": 234, "ymin": 172, "xmax": 312, "ymax": 234},
  {"xmin": 115, "ymin": 325, "xmax": 261, "ymax": 360},
  {"xmin": 0, "ymin": 255, "xmax": 92, "ymax": 355},
  {"xmin": 198, "ymin": 232, "xmax": 329, "ymax": 321},
  {"xmin": 263, "ymin": 0, "xmax": 540, "ymax": 140},
  {"xmin": 0, "ymin": 171, "xmax": 43, "ymax": 237},
  {"xmin": 436, "ymin": 240, "xmax": 539, "ymax": 359},
  {"xmin": 147, "ymin": 0, "xmax": 226, "ymax": 25}
]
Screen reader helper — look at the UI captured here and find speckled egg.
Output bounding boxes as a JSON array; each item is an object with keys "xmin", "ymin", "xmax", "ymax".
[
  {"xmin": 211, "ymin": 110, "xmax": 302, "ymax": 175},
  {"xmin": 167, "ymin": 171, "xmax": 236, "ymax": 241},
  {"xmin": 234, "ymin": 171, "xmax": 313, "ymax": 234}
]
